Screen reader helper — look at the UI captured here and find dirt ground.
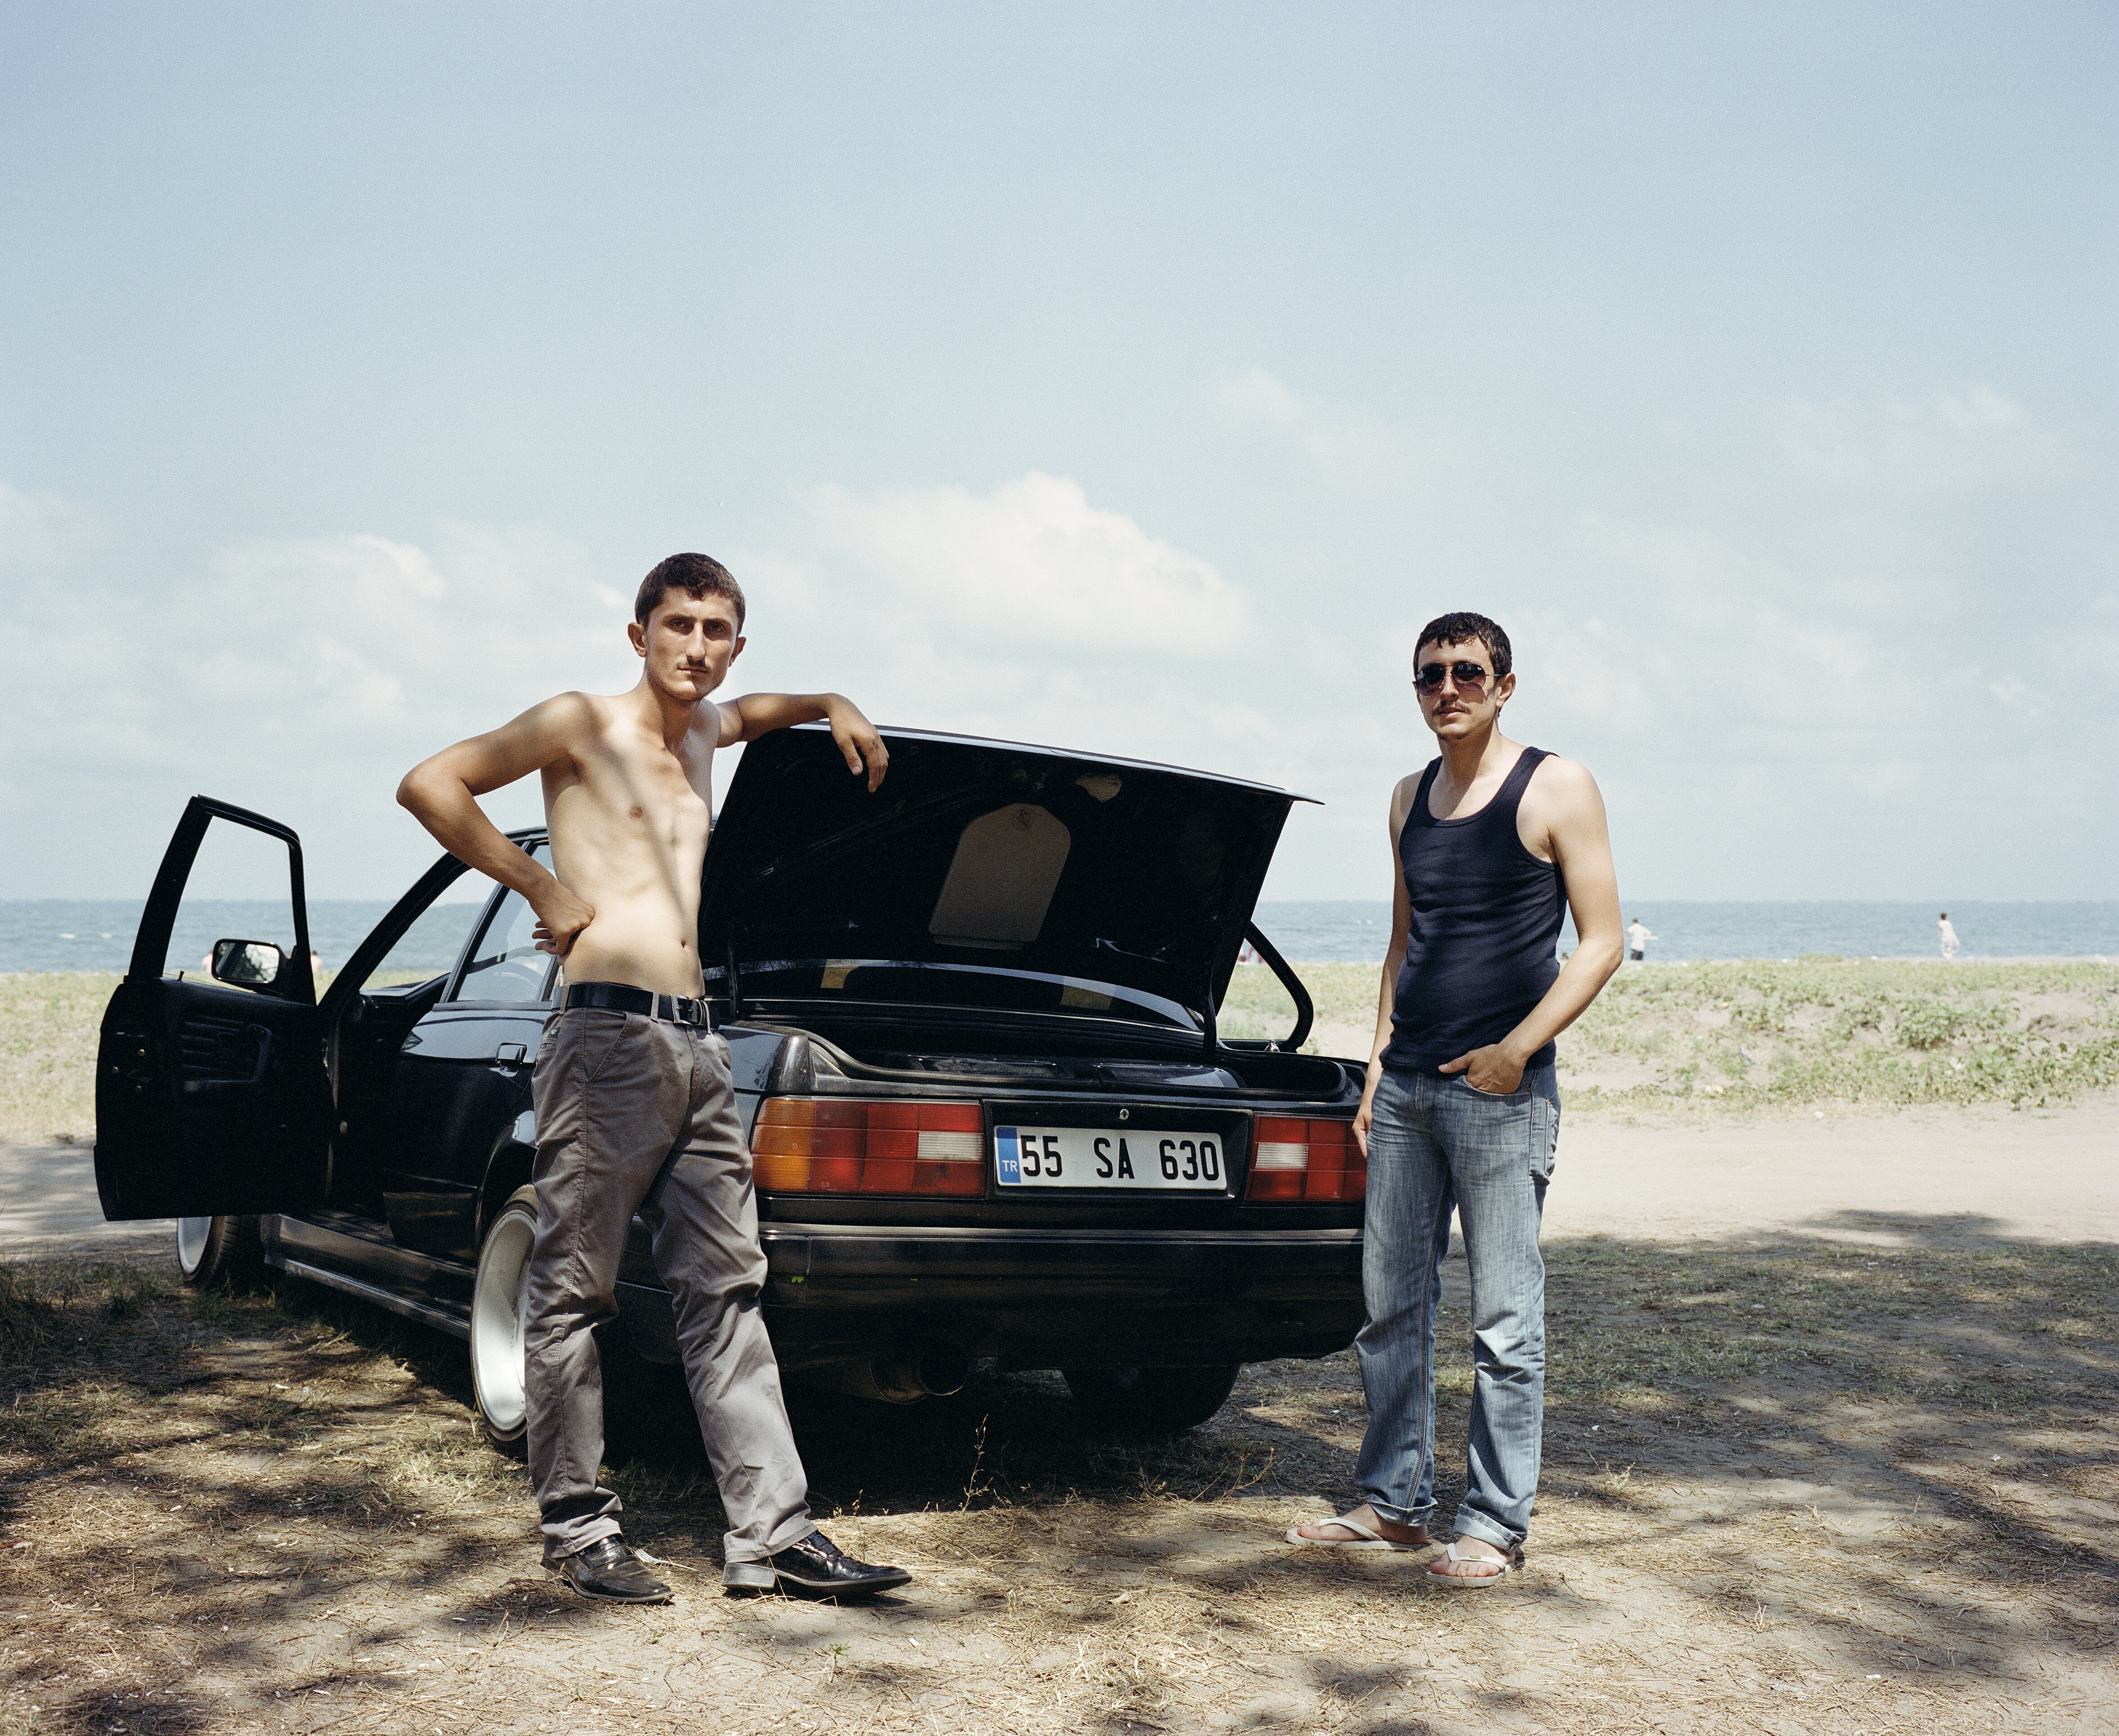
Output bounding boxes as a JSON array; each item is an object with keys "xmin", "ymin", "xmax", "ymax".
[{"xmin": 4, "ymin": 1099, "xmax": 2117, "ymax": 1736}]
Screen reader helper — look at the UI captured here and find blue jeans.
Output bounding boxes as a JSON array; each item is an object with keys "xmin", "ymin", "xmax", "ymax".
[{"xmin": 1352, "ymin": 1064, "xmax": 1559, "ymax": 1551}]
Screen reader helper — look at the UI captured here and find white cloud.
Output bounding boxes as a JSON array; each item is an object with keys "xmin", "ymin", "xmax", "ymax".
[
  {"xmin": 0, "ymin": 515, "xmax": 638, "ymax": 893},
  {"xmin": 719, "ymin": 474, "xmax": 1283, "ymax": 782},
  {"xmin": 1207, "ymin": 366, "xmax": 1423, "ymax": 493},
  {"xmin": 1508, "ymin": 608, "xmax": 1658, "ymax": 739},
  {"xmin": 800, "ymin": 471, "xmax": 1251, "ymax": 658},
  {"xmin": 1769, "ymin": 387, "xmax": 2079, "ymax": 494},
  {"xmin": 0, "ymin": 482, "xmax": 107, "ymax": 571},
  {"xmin": 1566, "ymin": 508, "xmax": 1926, "ymax": 745},
  {"xmin": 0, "ymin": 478, "xmax": 1292, "ymax": 896},
  {"xmin": 4, "ymin": 369, "xmax": 2113, "ymax": 905},
  {"xmin": 183, "ymin": 522, "xmax": 628, "ymax": 737}
]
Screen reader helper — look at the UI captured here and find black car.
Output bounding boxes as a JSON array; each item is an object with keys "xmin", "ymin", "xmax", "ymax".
[{"xmin": 95, "ymin": 726, "xmax": 1367, "ymax": 1441}]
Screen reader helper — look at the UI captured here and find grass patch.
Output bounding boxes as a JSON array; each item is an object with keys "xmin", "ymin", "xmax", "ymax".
[
  {"xmin": 1543, "ymin": 1237, "xmax": 2119, "ymax": 1414},
  {"xmin": 4, "ymin": 1228, "xmax": 2115, "ymax": 1736},
  {"xmin": 0, "ymin": 1263, "xmax": 59, "ymax": 1362},
  {"xmin": 1566, "ymin": 958, "xmax": 2119, "ymax": 1109},
  {"xmin": 1217, "ymin": 960, "xmax": 1378, "ymax": 1047},
  {"xmin": 1221, "ymin": 957, "xmax": 2119, "ymax": 1109},
  {"xmin": 4, "ymin": 961, "xmax": 2113, "ymax": 1151},
  {"xmin": 0, "ymin": 971, "xmax": 119, "ymax": 1142}
]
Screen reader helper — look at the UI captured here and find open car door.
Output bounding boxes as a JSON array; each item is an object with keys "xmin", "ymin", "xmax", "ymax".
[{"xmin": 94, "ymin": 797, "xmax": 331, "ymax": 1220}]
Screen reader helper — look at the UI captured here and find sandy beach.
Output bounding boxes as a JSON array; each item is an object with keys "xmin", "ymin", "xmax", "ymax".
[
  {"xmin": 10, "ymin": 1088, "xmax": 2114, "ymax": 1254},
  {"xmin": 4, "ymin": 957, "xmax": 2115, "ymax": 1735}
]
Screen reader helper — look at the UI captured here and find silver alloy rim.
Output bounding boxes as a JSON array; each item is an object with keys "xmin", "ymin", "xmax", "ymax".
[
  {"xmin": 176, "ymin": 1216, "xmax": 213, "ymax": 1275},
  {"xmin": 472, "ymin": 1207, "xmax": 535, "ymax": 1437}
]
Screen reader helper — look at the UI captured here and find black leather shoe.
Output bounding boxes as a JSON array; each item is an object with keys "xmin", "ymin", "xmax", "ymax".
[
  {"xmin": 546, "ymin": 1535, "xmax": 673, "ymax": 1604},
  {"xmin": 722, "ymin": 1530, "xmax": 911, "ymax": 1599}
]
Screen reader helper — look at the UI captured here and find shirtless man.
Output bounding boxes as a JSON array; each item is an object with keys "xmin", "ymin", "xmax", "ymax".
[
  {"xmin": 1285, "ymin": 611, "xmax": 1622, "ymax": 1585},
  {"xmin": 398, "ymin": 553, "xmax": 910, "ymax": 1605}
]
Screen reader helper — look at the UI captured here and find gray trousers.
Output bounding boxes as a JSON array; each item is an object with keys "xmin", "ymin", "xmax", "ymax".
[{"xmin": 526, "ymin": 1004, "xmax": 812, "ymax": 1565}]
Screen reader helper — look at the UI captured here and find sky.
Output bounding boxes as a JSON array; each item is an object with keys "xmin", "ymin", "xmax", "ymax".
[{"xmin": 2, "ymin": 2, "xmax": 2114, "ymax": 907}]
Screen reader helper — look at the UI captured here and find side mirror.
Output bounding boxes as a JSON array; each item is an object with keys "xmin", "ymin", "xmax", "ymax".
[{"xmin": 212, "ymin": 938, "xmax": 286, "ymax": 988}]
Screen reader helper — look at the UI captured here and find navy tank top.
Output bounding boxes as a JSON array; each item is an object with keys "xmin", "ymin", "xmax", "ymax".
[{"xmin": 1381, "ymin": 746, "xmax": 1567, "ymax": 1075}]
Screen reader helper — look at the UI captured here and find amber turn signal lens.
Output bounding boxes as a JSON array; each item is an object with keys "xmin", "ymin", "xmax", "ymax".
[{"xmin": 752, "ymin": 1098, "xmax": 985, "ymax": 1197}]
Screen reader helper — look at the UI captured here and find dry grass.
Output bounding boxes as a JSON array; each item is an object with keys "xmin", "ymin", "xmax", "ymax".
[
  {"xmin": 7, "ymin": 961, "xmax": 2113, "ymax": 1148},
  {"xmin": 1221, "ymin": 958, "xmax": 2119, "ymax": 1111},
  {"xmin": 0, "ymin": 972, "xmax": 118, "ymax": 1144},
  {"xmin": 3, "ymin": 1223, "xmax": 2114, "ymax": 1735}
]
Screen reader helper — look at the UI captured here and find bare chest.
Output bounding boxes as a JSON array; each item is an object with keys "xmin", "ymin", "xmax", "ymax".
[
  {"xmin": 622, "ymin": 756, "xmax": 712, "ymax": 848},
  {"xmin": 574, "ymin": 729, "xmax": 715, "ymax": 859}
]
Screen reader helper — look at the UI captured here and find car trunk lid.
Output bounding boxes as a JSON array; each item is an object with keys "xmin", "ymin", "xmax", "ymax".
[{"xmin": 699, "ymin": 726, "xmax": 1306, "ymax": 1028}]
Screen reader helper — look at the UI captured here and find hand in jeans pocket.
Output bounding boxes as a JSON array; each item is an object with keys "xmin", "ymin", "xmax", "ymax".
[
  {"xmin": 1460, "ymin": 1076, "xmax": 1531, "ymax": 1100},
  {"xmin": 1438, "ymin": 1042, "xmax": 1524, "ymax": 1096}
]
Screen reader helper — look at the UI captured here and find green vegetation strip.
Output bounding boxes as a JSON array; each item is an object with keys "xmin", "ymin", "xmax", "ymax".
[
  {"xmin": 1222, "ymin": 958, "xmax": 2119, "ymax": 1109},
  {"xmin": 0, "ymin": 971, "xmax": 118, "ymax": 1144},
  {"xmin": 2, "ymin": 960, "xmax": 2113, "ymax": 1142}
]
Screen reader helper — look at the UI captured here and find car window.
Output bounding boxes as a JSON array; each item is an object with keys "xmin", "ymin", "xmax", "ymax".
[
  {"xmin": 453, "ymin": 850, "xmax": 558, "ymax": 1004},
  {"xmin": 348, "ymin": 895, "xmax": 488, "ymax": 996},
  {"xmin": 158, "ymin": 812, "xmax": 304, "ymax": 997}
]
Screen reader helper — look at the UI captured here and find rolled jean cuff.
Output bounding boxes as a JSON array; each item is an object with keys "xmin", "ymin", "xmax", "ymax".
[
  {"xmin": 1451, "ymin": 1511, "xmax": 1522, "ymax": 1553},
  {"xmin": 1369, "ymin": 1499, "xmax": 1437, "ymax": 1529}
]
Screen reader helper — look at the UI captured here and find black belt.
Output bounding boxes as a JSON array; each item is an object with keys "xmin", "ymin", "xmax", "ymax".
[{"xmin": 563, "ymin": 982, "xmax": 712, "ymax": 1029}]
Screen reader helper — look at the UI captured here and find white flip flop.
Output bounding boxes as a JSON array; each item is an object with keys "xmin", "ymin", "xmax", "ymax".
[{"xmin": 1283, "ymin": 1513, "xmax": 1422, "ymax": 1551}]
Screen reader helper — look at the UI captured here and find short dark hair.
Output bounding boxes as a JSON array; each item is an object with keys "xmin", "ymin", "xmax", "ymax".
[
  {"xmin": 1415, "ymin": 610, "xmax": 1511, "ymax": 677},
  {"xmin": 635, "ymin": 553, "xmax": 746, "ymax": 630}
]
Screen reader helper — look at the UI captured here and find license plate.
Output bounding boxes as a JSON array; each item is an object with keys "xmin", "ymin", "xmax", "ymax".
[{"xmin": 994, "ymin": 1124, "xmax": 1227, "ymax": 1191}]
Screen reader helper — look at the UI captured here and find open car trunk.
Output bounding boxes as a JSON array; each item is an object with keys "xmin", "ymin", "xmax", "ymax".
[
  {"xmin": 740, "ymin": 1002, "xmax": 1354, "ymax": 1099},
  {"xmin": 699, "ymin": 725, "xmax": 1312, "ymax": 1046}
]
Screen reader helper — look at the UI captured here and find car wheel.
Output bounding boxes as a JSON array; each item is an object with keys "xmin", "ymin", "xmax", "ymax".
[
  {"xmin": 1062, "ymin": 1363, "xmax": 1242, "ymax": 1436},
  {"xmin": 468, "ymin": 1185, "xmax": 681, "ymax": 1464},
  {"xmin": 471, "ymin": 1185, "xmax": 539, "ymax": 1459},
  {"xmin": 174, "ymin": 1215, "xmax": 262, "ymax": 1287}
]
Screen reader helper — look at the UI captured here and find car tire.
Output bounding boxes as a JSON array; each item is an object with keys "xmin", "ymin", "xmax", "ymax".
[
  {"xmin": 174, "ymin": 1215, "xmax": 263, "ymax": 1287},
  {"xmin": 471, "ymin": 1185, "xmax": 540, "ymax": 1459},
  {"xmin": 470, "ymin": 1185, "xmax": 675, "ymax": 1464},
  {"xmin": 1062, "ymin": 1363, "xmax": 1242, "ymax": 1436}
]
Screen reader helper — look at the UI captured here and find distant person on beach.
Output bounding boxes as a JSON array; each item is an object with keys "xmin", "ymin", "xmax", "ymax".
[
  {"xmin": 1939, "ymin": 912, "xmax": 1960, "ymax": 962},
  {"xmin": 1284, "ymin": 610, "xmax": 1623, "ymax": 1584},
  {"xmin": 1627, "ymin": 917, "xmax": 1654, "ymax": 962},
  {"xmin": 397, "ymin": 553, "xmax": 910, "ymax": 1607}
]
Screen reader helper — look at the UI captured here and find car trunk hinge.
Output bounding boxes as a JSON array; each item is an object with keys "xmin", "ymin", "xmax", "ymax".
[{"xmin": 1243, "ymin": 921, "xmax": 1315, "ymax": 1052}]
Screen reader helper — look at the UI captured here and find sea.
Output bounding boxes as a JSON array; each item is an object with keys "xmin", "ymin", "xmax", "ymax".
[
  {"xmin": 1250, "ymin": 901, "xmax": 2119, "ymax": 964},
  {"xmin": 2, "ymin": 897, "xmax": 2114, "ymax": 975}
]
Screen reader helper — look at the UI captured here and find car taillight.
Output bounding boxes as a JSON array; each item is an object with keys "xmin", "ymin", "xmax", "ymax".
[
  {"xmin": 751, "ymin": 1098, "xmax": 986, "ymax": 1196},
  {"xmin": 1246, "ymin": 1116, "xmax": 1364, "ymax": 1202}
]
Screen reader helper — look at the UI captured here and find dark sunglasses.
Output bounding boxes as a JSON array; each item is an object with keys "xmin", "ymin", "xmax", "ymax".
[{"xmin": 1414, "ymin": 661, "xmax": 1494, "ymax": 693}]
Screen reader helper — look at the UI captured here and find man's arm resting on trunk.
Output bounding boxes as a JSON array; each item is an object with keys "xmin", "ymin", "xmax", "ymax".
[{"xmin": 718, "ymin": 692, "xmax": 889, "ymax": 791}]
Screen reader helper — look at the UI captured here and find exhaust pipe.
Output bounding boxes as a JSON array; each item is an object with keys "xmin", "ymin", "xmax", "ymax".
[{"xmin": 799, "ymin": 1346, "xmax": 969, "ymax": 1405}]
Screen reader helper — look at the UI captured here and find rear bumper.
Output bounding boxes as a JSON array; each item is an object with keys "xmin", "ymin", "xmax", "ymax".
[
  {"xmin": 763, "ymin": 1221, "xmax": 1360, "ymax": 1292},
  {"xmin": 617, "ymin": 1223, "xmax": 1365, "ymax": 1372}
]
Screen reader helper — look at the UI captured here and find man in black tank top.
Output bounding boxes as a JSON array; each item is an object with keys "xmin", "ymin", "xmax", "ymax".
[{"xmin": 1284, "ymin": 611, "xmax": 1623, "ymax": 1584}]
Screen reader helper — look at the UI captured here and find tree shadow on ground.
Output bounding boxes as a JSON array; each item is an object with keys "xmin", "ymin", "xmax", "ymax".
[{"xmin": 2, "ymin": 1215, "xmax": 2113, "ymax": 1733}]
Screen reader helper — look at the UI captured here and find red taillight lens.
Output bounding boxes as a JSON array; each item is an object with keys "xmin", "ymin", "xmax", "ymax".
[
  {"xmin": 1246, "ymin": 1115, "xmax": 1364, "ymax": 1202},
  {"xmin": 752, "ymin": 1099, "xmax": 985, "ymax": 1196}
]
